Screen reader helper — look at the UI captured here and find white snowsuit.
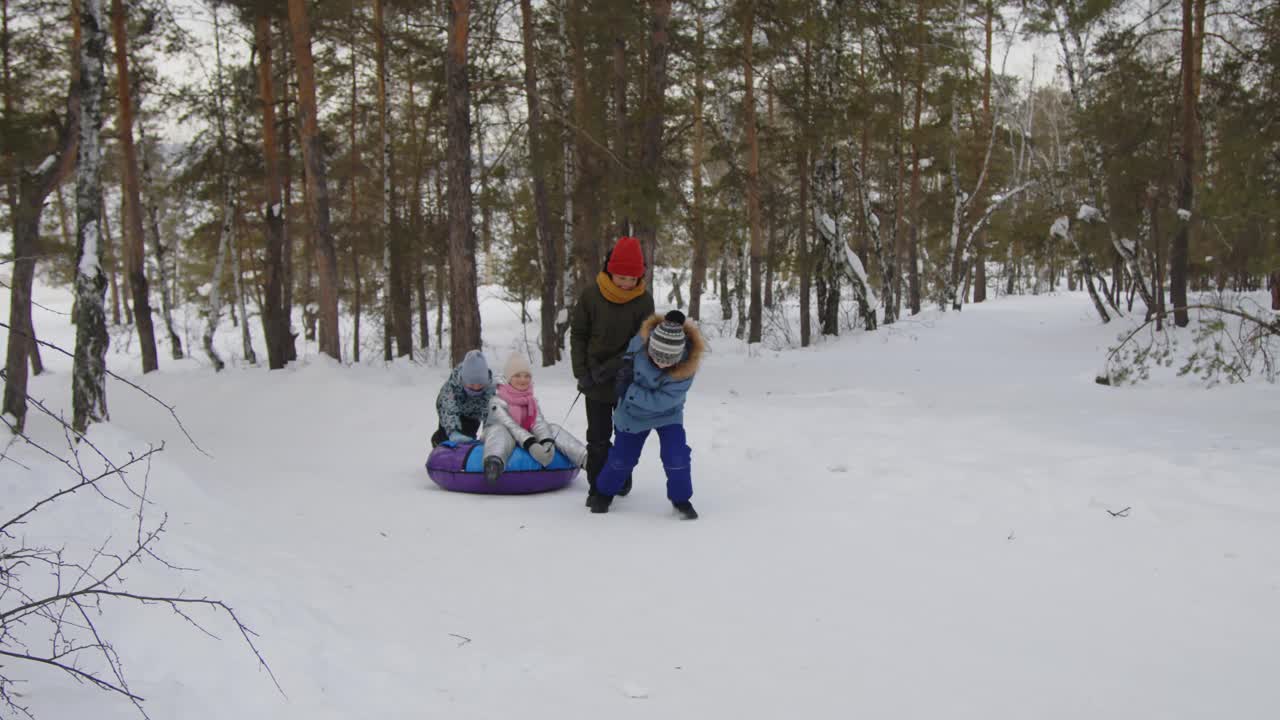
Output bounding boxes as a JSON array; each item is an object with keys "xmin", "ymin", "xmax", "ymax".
[{"xmin": 483, "ymin": 396, "xmax": 588, "ymax": 469}]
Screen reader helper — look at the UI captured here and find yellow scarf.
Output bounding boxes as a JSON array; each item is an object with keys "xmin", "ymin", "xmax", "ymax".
[{"xmin": 597, "ymin": 272, "xmax": 646, "ymax": 304}]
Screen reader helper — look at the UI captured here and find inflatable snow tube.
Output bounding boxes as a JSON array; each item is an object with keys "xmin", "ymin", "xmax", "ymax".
[{"xmin": 426, "ymin": 441, "xmax": 580, "ymax": 494}]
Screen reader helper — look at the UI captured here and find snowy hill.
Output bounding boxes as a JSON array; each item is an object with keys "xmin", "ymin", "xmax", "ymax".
[{"xmin": 3, "ymin": 269, "xmax": 1279, "ymax": 719}]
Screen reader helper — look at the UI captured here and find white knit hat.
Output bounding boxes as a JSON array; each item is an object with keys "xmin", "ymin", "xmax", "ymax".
[{"xmin": 504, "ymin": 352, "xmax": 533, "ymax": 380}]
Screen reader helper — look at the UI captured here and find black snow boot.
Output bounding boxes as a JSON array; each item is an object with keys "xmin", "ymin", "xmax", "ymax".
[
  {"xmin": 588, "ymin": 493, "xmax": 613, "ymax": 514},
  {"xmin": 672, "ymin": 501, "xmax": 698, "ymax": 520},
  {"xmin": 484, "ymin": 457, "xmax": 504, "ymax": 485}
]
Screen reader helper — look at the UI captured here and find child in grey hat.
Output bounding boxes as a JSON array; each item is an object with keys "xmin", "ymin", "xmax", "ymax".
[{"xmin": 431, "ymin": 350, "xmax": 495, "ymax": 447}]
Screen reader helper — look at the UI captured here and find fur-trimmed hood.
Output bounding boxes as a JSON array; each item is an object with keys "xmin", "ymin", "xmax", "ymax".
[{"xmin": 638, "ymin": 314, "xmax": 706, "ymax": 381}]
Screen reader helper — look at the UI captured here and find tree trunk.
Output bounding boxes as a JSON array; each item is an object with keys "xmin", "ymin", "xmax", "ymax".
[
  {"xmin": 743, "ymin": 2, "xmax": 763, "ymax": 344},
  {"xmin": 119, "ymin": 217, "xmax": 133, "ymax": 325},
  {"xmin": 300, "ymin": 174, "xmax": 317, "ymax": 343},
  {"xmin": 4, "ymin": 204, "xmax": 44, "ymax": 429},
  {"xmin": 435, "ymin": 253, "xmax": 446, "ymax": 349},
  {"xmin": 1171, "ymin": 0, "xmax": 1202, "ymax": 328},
  {"xmin": 110, "ymin": 0, "xmax": 157, "ymax": 372},
  {"xmin": 814, "ymin": 2, "xmax": 871, "ymax": 333},
  {"xmin": 137, "ymin": 116, "xmax": 182, "ymax": 360},
  {"xmin": 55, "ymin": 182, "xmax": 73, "ymax": 248},
  {"xmin": 519, "ymin": 0, "xmax": 558, "ymax": 367},
  {"xmin": 798, "ymin": 20, "xmax": 812, "ymax": 345},
  {"xmin": 763, "ymin": 76, "xmax": 776, "ymax": 311},
  {"xmin": 408, "ymin": 64, "xmax": 428, "ymax": 351},
  {"xmin": 908, "ymin": 0, "xmax": 923, "ymax": 317},
  {"xmin": 255, "ymin": 13, "xmax": 291, "ymax": 369},
  {"xmin": 822, "ymin": 255, "xmax": 842, "ymax": 335},
  {"xmin": 102, "ymin": 198, "xmax": 121, "ymax": 325},
  {"xmin": 972, "ymin": 0, "xmax": 993, "ymax": 305},
  {"xmin": 477, "ymin": 115, "xmax": 492, "ymax": 256},
  {"xmin": 687, "ymin": 10, "xmax": 707, "ymax": 321},
  {"xmin": 814, "ymin": 259, "xmax": 827, "ymax": 334},
  {"xmin": 633, "ymin": 0, "xmax": 671, "ymax": 289},
  {"xmin": 203, "ymin": 198, "xmax": 232, "ymax": 373},
  {"xmin": 5, "ymin": 168, "xmax": 74, "ymax": 428},
  {"xmin": 279, "ymin": 18, "xmax": 296, "ymax": 359},
  {"xmin": 719, "ymin": 249, "xmax": 732, "ymax": 322},
  {"xmin": 610, "ymin": 25, "xmax": 630, "ymax": 244},
  {"xmin": 203, "ymin": 6, "xmax": 237, "ymax": 372},
  {"xmin": 72, "ymin": 0, "xmax": 109, "ymax": 434},
  {"xmin": 2, "ymin": 6, "xmax": 78, "ymax": 428},
  {"xmin": 349, "ymin": 13, "xmax": 362, "ymax": 364},
  {"xmin": 231, "ymin": 222, "xmax": 256, "ymax": 364},
  {"xmin": 1151, "ymin": 187, "xmax": 1166, "ymax": 330},
  {"xmin": 946, "ymin": 94, "xmax": 965, "ymax": 311},
  {"xmin": 2, "ymin": 0, "xmax": 12, "ymax": 231},
  {"xmin": 569, "ymin": 0, "xmax": 602, "ymax": 285},
  {"xmin": 891, "ymin": 93, "xmax": 905, "ymax": 317},
  {"xmin": 446, "ymin": 0, "xmax": 481, "ymax": 363},
  {"xmin": 1112, "ymin": 248, "xmax": 1124, "ymax": 309},
  {"xmin": 351, "ymin": 237, "xmax": 361, "ymax": 363},
  {"xmin": 854, "ymin": 152, "xmax": 894, "ymax": 326},
  {"xmin": 798, "ymin": 148, "xmax": 811, "ymax": 347},
  {"xmin": 375, "ymin": 0, "xmax": 411, "ymax": 359},
  {"xmin": 416, "ymin": 262, "xmax": 430, "ymax": 349},
  {"xmin": 287, "ymin": 0, "xmax": 341, "ymax": 360},
  {"xmin": 734, "ymin": 244, "xmax": 748, "ymax": 340},
  {"xmin": 556, "ymin": 0, "xmax": 576, "ymax": 342}
]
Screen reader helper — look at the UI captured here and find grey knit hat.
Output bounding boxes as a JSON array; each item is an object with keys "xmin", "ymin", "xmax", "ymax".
[
  {"xmin": 459, "ymin": 350, "xmax": 491, "ymax": 387},
  {"xmin": 648, "ymin": 311, "xmax": 688, "ymax": 367}
]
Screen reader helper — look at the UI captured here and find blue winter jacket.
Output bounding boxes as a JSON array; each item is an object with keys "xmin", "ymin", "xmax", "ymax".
[{"xmin": 613, "ymin": 314, "xmax": 706, "ymax": 434}]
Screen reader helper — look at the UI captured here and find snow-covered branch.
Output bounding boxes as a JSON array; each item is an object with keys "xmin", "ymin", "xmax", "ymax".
[{"xmin": 959, "ymin": 179, "xmax": 1040, "ymax": 254}]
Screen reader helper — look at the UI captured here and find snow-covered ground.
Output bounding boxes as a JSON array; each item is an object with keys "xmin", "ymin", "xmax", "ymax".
[{"xmin": 3, "ymin": 267, "xmax": 1279, "ymax": 719}]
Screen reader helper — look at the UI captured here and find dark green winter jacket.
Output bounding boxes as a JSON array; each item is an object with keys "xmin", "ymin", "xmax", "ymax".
[{"xmin": 570, "ymin": 277, "xmax": 655, "ymax": 404}]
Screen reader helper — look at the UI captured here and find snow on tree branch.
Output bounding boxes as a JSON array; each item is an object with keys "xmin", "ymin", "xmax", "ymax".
[
  {"xmin": 1076, "ymin": 203, "xmax": 1103, "ymax": 223},
  {"xmin": 1050, "ymin": 216, "xmax": 1071, "ymax": 240}
]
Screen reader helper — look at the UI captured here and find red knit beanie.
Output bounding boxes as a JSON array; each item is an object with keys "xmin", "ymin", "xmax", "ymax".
[{"xmin": 607, "ymin": 236, "xmax": 645, "ymax": 278}]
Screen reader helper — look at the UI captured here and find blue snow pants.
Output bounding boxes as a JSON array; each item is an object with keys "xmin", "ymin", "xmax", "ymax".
[{"xmin": 595, "ymin": 424, "xmax": 692, "ymax": 503}]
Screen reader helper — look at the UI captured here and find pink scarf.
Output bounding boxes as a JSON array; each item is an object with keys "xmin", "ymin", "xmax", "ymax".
[{"xmin": 497, "ymin": 383, "xmax": 539, "ymax": 432}]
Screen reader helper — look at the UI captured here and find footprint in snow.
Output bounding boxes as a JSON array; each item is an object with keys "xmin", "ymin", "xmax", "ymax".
[{"xmin": 621, "ymin": 682, "xmax": 649, "ymax": 699}]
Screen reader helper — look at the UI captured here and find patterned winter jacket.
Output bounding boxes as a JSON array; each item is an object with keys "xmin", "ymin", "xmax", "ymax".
[
  {"xmin": 612, "ymin": 315, "xmax": 707, "ymax": 434},
  {"xmin": 436, "ymin": 366, "xmax": 495, "ymax": 437}
]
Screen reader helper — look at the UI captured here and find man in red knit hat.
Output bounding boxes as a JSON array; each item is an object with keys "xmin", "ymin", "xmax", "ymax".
[{"xmin": 569, "ymin": 236, "xmax": 655, "ymax": 504}]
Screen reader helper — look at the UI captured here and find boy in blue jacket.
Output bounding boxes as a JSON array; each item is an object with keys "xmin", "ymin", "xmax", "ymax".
[{"xmin": 590, "ymin": 310, "xmax": 706, "ymax": 519}]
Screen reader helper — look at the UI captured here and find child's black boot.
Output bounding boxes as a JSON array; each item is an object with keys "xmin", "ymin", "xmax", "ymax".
[
  {"xmin": 588, "ymin": 493, "xmax": 613, "ymax": 514},
  {"xmin": 483, "ymin": 457, "xmax": 504, "ymax": 485},
  {"xmin": 672, "ymin": 501, "xmax": 698, "ymax": 520}
]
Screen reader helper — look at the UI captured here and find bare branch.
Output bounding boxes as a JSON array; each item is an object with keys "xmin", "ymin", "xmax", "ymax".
[
  {"xmin": 0, "ymin": 649, "xmax": 146, "ymax": 702},
  {"xmin": 0, "ymin": 448, "xmax": 162, "ymax": 536},
  {"xmin": 0, "ymin": 321, "xmax": 209, "ymax": 456}
]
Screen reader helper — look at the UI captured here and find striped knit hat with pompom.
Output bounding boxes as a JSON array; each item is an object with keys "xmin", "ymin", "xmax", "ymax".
[{"xmin": 648, "ymin": 311, "xmax": 688, "ymax": 367}]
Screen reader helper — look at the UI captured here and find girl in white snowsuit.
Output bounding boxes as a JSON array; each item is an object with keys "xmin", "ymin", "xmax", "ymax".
[{"xmin": 482, "ymin": 353, "xmax": 588, "ymax": 483}]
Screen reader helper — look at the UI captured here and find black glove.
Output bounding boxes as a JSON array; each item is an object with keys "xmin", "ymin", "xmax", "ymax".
[
  {"xmin": 576, "ymin": 375, "xmax": 593, "ymax": 394},
  {"xmin": 614, "ymin": 361, "xmax": 635, "ymax": 400},
  {"xmin": 590, "ymin": 359, "xmax": 620, "ymax": 385}
]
